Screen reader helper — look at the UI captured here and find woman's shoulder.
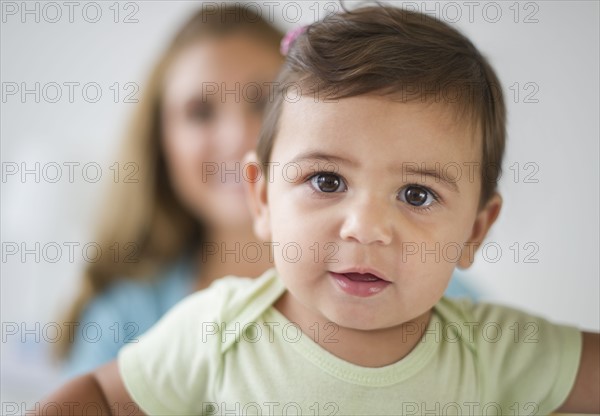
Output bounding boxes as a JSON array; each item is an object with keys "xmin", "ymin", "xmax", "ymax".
[
  {"xmin": 62, "ymin": 255, "xmax": 196, "ymax": 379},
  {"xmin": 82, "ymin": 255, "xmax": 196, "ymax": 327}
]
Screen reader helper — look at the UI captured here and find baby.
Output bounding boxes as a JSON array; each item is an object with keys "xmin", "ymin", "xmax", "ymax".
[{"xmin": 39, "ymin": 4, "xmax": 598, "ymax": 415}]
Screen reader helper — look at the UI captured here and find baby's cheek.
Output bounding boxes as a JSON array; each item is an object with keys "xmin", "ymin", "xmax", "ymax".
[
  {"xmin": 397, "ymin": 238, "xmax": 457, "ymax": 285},
  {"xmin": 268, "ymin": 227, "xmax": 315, "ymax": 269},
  {"xmin": 402, "ymin": 260, "xmax": 453, "ymax": 308}
]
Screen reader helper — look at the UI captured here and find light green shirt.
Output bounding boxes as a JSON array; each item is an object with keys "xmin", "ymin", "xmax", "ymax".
[{"xmin": 118, "ymin": 268, "xmax": 582, "ymax": 415}]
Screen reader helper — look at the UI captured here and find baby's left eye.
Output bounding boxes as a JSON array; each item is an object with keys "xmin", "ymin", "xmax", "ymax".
[
  {"xmin": 397, "ymin": 185, "xmax": 437, "ymax": 207},
  {"xmin": 309, "ymin": 173, "xmax": 347, "ymax": 193}
]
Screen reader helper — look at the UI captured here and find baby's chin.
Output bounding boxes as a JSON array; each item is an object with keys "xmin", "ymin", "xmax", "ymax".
[{"xmin": 320, "ymin": 305, "xmax": 417, "ymax": 333}]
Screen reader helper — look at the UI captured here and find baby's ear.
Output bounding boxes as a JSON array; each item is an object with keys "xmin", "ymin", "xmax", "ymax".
[
  {"xmin": 457, "ymin": 193, "xmax": 503, "ymax": 269},
  {"xmin": 243, "ymin": 152, "xmax": 271, "ymax": 241}
]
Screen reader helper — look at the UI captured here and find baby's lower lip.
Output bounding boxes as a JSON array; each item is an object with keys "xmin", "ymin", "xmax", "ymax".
[{"xmin": 329, "ymin": 272, "xmax": 391, "ymax": 297}]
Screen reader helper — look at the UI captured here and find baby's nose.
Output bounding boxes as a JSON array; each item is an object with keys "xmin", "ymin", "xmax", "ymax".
[{"xmin": 339, "ymin": 197, "xmax": 393, "ymax": 246}]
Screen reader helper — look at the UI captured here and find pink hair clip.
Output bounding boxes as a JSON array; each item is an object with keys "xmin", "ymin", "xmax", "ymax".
[{"xmin": 280, "ymin": 25, "xmax": 307, "ymax": 56}]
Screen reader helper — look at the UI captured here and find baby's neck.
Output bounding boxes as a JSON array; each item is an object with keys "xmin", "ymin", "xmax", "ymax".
[{"xmin": 274, "ymin": 292, "xmax": 432, "ymax": 368}]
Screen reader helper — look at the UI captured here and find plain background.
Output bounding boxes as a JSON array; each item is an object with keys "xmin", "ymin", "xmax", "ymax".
[{"xmin": 1, "ymin": 0, "xmax": 598, "ymax": 408}]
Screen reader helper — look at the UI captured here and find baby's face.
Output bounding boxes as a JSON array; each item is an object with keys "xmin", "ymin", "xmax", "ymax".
[{"xmin": 249, "ymin": 94, "xmax": 500, "ymax": 331}]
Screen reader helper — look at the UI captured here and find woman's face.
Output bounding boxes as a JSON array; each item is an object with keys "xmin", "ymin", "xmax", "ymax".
[{"xmin": 161, "ymin": 34, "xmax": 283, "ymax": 232}]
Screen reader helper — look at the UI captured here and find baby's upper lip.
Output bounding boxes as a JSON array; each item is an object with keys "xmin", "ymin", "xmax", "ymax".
[{"xmin": 332, "ymin": 266, "xmax": 391, "ymax": 282}]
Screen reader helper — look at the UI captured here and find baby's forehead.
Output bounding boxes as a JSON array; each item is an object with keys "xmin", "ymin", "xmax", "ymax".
[{"xmin": 277, "ymin": 95, "xmax": 482, "ymax": 158}]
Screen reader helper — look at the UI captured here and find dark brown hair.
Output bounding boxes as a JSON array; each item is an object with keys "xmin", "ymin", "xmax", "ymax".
[{"xmin": 257, "ymin": 4, "xmax": 505, "ymax": 208}]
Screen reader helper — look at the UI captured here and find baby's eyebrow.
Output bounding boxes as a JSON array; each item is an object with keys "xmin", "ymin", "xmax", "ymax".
[
  {"xmin": 399, "ymin": 165, "xmax": 460, "ymax": 193},
  {"xmin": 288, "ymin": 151, "xmax": 356, "ymax": 168}
]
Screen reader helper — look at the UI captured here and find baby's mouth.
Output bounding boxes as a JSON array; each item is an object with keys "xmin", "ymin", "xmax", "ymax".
[
  {"xmin": 329, "ymin": 271, "xmax": 391, "ymax": 297},
  {"xmin": 342, "ymin": 272, "xmax": 382, "ymax": 282}
]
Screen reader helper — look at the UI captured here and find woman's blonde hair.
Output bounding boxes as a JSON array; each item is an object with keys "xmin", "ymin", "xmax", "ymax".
[{"xmin": 57, "ymin": 4, "xmax": 283, "ymax": 358}]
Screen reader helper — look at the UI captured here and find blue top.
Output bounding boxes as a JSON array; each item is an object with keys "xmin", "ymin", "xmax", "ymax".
[
  {"xmin": 62, "ymin": 257, "xmax": 479, "ymax": 379},
  {"xmin": 62, "ymin": 255, "xmax": 196, "ymax": 380}
]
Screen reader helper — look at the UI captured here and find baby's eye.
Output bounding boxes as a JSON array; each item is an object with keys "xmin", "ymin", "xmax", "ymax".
[
  {"xmin": 397, "ymin": 185, "xmax": 437, "ymax": 207},
  {"xmin": 309, "ymin": 173, "xmax": 347, "ymax": 193}
]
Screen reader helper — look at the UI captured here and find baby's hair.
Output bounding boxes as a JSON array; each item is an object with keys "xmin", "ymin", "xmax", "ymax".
[{"xmin": 257, "ymin": 3, "xmax": 506, "ymax": 208}]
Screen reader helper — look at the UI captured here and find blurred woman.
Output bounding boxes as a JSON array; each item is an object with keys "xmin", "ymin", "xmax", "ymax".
[{"xmin": 57, "ymin": 4, "xmax": 285, "ymax": 377}]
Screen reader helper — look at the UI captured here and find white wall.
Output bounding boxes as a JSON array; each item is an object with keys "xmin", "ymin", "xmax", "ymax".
[{"xmin": 1, "ymin": 0, "xmax": 598, "ymax": 408}]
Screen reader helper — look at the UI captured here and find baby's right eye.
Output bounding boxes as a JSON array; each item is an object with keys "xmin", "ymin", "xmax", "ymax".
[{"xmin": 309, "ymin": 173, "xmax": 347, "ymax": 193}]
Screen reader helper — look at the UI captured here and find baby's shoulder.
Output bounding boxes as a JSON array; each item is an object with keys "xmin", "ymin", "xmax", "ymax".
[
  {"xmin": 435, "ymin": 297, "xmax": 582, "ymax": 412},
  {"xmin": 435, "ymin": 296, "xmax": 545, "ymax": 325},
  {"xmin": 164, "ymin": 268, "xmax": 283, "ymax": 328},
  {"xmin": 433, "ymin": 296, "xmax": 581, "ymax": 368}
]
